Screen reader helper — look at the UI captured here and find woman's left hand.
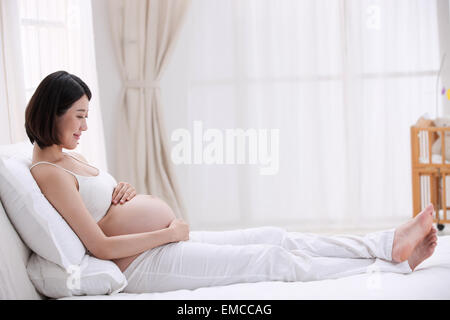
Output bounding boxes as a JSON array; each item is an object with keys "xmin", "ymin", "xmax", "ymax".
[{"xmin": 112, "ymin": 182, "xmax": 136, "ymax": 205}]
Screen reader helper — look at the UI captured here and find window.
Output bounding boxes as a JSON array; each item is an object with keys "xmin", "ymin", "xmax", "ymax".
[
  {"xmin": 19, "ymin": 0, "xmax": 85, "ymax": 101},
  {"xmin": 18, "ymin": 0, "xmax": 108, "ymax": 170},
  {"xmin": 177, "ymin": 0, "xmax": 440, "ymax": 229}
]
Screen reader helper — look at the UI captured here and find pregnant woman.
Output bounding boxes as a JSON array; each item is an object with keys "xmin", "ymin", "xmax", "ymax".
[{"xmin": 26, "ymin": 71, "xmax": 438, "ymax": 293}]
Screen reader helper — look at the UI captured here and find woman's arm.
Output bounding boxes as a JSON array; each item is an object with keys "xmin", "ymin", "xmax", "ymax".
[
  {"xmin": 101, "ymin": 221, "xmax": 186, "ymax": 260},
  {"xmin": 31, "ymin": 165, "xmax": 186, "ymax": 260}
]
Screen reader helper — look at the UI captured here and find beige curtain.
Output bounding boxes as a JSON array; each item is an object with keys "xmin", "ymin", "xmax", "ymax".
[
  {"xmin": 108, "ymin": 0, "xmax": 191, "ymax": 220},
  {"xmin": 0, "ymin": 0, "xmax": 27, "ymax": 145}
]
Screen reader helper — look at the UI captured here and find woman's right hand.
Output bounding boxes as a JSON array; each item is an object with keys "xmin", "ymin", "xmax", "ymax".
[{"xmin": 168, "ymin": 218, "xmax": 190, "ymax": 242}]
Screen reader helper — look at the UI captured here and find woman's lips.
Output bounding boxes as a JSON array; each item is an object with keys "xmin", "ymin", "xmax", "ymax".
[{"xmin": 74, "ymin": 134, "xmax": 81, "ymax": 140}]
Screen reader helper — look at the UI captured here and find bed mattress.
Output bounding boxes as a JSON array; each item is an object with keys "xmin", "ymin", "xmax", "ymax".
[{"xmin": 60, "ymin": 235, "xmax": 450, "ymax": 300}]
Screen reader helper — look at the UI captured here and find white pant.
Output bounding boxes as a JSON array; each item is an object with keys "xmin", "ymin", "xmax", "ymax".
[{"xmin": 122, "ymin": 226, "xmax": 412, "ymax": 293}]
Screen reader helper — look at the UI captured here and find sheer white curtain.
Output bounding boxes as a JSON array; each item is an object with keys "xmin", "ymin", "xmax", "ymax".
[
  {"xmin": 0, "ymin": 0, "xmax": 27, "ymax": 145},
  {"xmin": 16, "ymin": 0, "xmax": 108, "ymax": 170},
  {"xmin": 437, "ymin": 0, "xmax": 450, "ymax": 114},
  {"xmin": 170, "ymin": 0, "xmax": 440, "ymax": 231}
]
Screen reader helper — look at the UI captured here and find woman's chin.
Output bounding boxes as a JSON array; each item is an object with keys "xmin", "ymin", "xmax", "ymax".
[{"xmin": 63, "ymin": 143, "xmax": 78, "ymax": 149}]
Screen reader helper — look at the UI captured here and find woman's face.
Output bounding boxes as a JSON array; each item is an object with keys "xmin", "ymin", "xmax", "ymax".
[{"xmin": 56, "ymin": 95, "xmax": 89, "ymax": 149}]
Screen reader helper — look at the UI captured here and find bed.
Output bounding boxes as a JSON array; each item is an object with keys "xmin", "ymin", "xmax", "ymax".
[
  {"xmin": 0, "ymin": 142, "xmax": 449, "ymax": 300},
  {"xmin": 62, "ymin": 237, "xmax": 450, "ymax": 300},
  {"xmin": 1, "ymin": 198, "xmax": 449, "ymax": 300}
]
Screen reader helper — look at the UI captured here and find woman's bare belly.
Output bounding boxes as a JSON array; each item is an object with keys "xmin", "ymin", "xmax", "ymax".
[{"xmin": 97, "ymin": 194, "xmax": 176, "ymax": 272}]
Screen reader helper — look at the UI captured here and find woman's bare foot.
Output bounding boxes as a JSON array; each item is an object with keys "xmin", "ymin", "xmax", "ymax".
[
  {"xmin": 408, "ymin": 227, "xmax": 438, "ymax": 271},
  {"xmin": 392, "ymin": 204, "xmax": 434, "ymax": 262}
]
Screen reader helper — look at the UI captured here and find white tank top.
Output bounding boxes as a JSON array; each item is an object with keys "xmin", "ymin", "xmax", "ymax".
[{"xmin": 29, "ymin": 153, "xmax": 117, "ymax": 222}]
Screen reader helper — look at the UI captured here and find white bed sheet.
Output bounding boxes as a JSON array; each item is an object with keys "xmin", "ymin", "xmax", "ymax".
[{"xmin": 60, "ymin": 235, "xmax": 450, "ymax": 300}]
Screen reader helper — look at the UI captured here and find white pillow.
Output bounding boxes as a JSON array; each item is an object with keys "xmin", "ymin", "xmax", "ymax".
[
  {"xmin": 0, "ymin": 199, "xmax": 43, "ymax": 299},
  {"xmin": 27, "ymin": 253, "xmax": 127, "ymax": 298},
  {"xmin": 0, "ymin": 149, "xmax": 86, "ymax": 268},
  {"xmin": 0, "ymin": 140, "xmax": 35, "ymax": 159}
]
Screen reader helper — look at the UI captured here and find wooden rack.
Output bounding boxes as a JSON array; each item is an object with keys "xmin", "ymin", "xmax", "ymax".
[{"xmin": 411, "ymin": 118, "xmax": 450, "ymax": 229}]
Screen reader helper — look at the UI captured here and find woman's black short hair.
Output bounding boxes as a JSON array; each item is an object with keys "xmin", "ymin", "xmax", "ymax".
[{"xmin": 25, "ymin": 70, "xmax": 92, "ymax": 149}]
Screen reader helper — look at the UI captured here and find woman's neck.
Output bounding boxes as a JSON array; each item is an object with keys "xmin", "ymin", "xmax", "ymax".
[{"xmin": 32, "ymin": 144, "xmax": 65, "ymax": 163}]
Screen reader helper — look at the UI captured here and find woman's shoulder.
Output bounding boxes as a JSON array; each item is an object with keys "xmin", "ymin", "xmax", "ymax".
[
  {"xmin": 30, "ymin": 154, "xmax": 80, "ymax": 189},
  {"xmin": 30, "ymin": 160, "xmax": 78, "ymax": 191}
]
